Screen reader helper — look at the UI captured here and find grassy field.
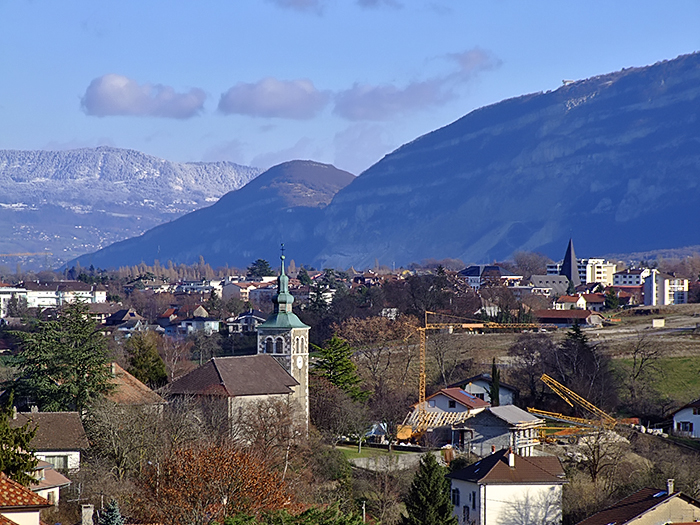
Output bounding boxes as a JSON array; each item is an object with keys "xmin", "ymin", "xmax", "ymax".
[
  {"xmin": 336, "ymin": 445, "xmax": 412, "ymax": 460},
  {"xmin": 614, "ymin": 355, "xmax": 700, "ymax": 404}
]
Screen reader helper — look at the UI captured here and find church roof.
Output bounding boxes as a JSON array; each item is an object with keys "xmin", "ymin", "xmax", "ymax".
[
  {"xmin": 166, "ymin": 355, "xmax": 298, "ymax": 398},
  {"xmin": 258, "ymin": 252, "xmax": 309, "ymax": 331}
]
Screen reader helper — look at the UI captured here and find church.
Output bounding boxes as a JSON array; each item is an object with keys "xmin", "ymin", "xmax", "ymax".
[{"xmin": 166, "ymin": 251, "xmax": 310, "ymax": 429}]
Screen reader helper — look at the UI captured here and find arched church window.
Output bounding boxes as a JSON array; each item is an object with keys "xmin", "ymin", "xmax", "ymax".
[
  {"xmin": 265, "ymin": 338, "xmax": 273, "ymax": 354},
  {"xmin": 275, "ymin": 337, "xmax": 284, "ymax": 354}
]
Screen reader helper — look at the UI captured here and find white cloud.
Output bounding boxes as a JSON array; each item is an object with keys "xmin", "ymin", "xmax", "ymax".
[
  {"xmin": 265, "ymin": 0, "xmax": 325, "ymax": 14},
  {"xmin": 81, "ymin": 74, "xmax": 206, "ymax": 119},
  {"xmin": 333, "ymin": 79, "xmax": 449, "ymax": 121},
  {"xmin": 218, "ymin": 77, "xmax": 330, "ymax": 120},
  {"xmin": 333, "ymin": 47, "xmax": 501, "ymax": 121}
]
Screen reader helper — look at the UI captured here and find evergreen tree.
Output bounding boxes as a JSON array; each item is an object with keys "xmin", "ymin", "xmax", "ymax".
[
  {"xmin": 566, "ymin": 279, "xmax": 576, "ymax": 295},
  {"xmin": 247, "ymin": 259, "xmax": 275, "ymax": 278},
  {"xmin": 490, "ymin": 357, "xmax": 501, "ymax": 407},
  {"xmin": 125, "ymin": 332, "xmax": 168, "ymax": 388},
  {"xmin": 311, "ymin": 336, "xmax": 367, "ymax": 401},
  {"xmin": 297, "ymin": 267, "xmax": 312, "ymax": 286},
  {"xmin": 0, "ymin": 396, "xmax": 38, "ymax": 486},
  {"xmin": 604, "ymin": 289, "xmax": 619, "ymax": 310},
  {"xmin": 401, "ymin": 453, "xmax": 457, "ymax": 525},
  {"xmin": 10, "ymin": 301, "xmax": 113, "ymax": 412},
  {"xmin": 98, "ymin": 499, "xmax": 125, "ymax": 525}
]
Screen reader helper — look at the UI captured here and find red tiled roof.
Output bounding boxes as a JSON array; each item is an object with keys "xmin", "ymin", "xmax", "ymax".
[
  {"xmin": 556, "ymin": 295, "xmax": 580, "ymax": 303},
  {"xmin": 574, "ymin": 488, "xmax": 700, "ymax": 525},
  {"xmin": 0, "ymin": 473, "xmax": 52, "ymax": 509},
  {"xmin": 425, "ymin": 388, "xmax": 490, "ymax": 410},
  {"xmin": 582, "ymin": 293, "xmax": 605, "ymax": 303},
  {"xmin": 447, "ymin": 449, "xmax": 566, "ymax": 485}
]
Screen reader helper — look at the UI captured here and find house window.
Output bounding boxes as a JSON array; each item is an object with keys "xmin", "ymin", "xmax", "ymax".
[
  {"xmin": 44, "ymin": 455, "xmax": 68, "ymax": 471},
  {"xmin": 448, "ymin": 400, "xmax": 456, "ymax": 408},
  {"xmin": 472, "ymin": 491, "xmax": 477, "ymax": 510},
  {"xmin": 678, "ymin": 421, "xmax": 694, "ymax": 432},
  {"xmin": 693, "ymin": 408, "xmax": 700, "ymax": 415},
  {"xmin": 429, "ymin": 400, "xmax": 435, "ymax": 408},
  {"xmin": 451, "ymin": 488, "xmax": 460, "ymax": 506},
  {"xmin": 462, "ymin": 506, "xmax": 469, "ymax": 523},
  {"xmin": 475, "ymin": 393, "xmax": 485, "ymax": 400}
]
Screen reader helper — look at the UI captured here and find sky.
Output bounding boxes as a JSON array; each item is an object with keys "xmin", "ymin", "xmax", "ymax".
[{"xmin": 1, "ymin": 1, "xmax": 699, "ymax": 176}]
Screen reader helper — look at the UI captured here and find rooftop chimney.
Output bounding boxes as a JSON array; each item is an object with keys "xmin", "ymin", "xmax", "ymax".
[
  {"xmin": 508, "ymin": 448, "xmax": 515, "ymax": 468},
  {"xmin": 82, "ymin": 505, "xmax": 94, "ymax": 525},
  {"xmin": 667, "ymin": 479, "xmax": 675, "ymax": 494}
]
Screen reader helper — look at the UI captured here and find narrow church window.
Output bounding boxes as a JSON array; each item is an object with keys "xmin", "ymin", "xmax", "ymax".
[
  {"xmin": 265, "ymin": 338, "xmax": 273, "ymax": 354},
  {"xmin": 275, "ymin": 337, "xmax": 284, "ymax": 354}
]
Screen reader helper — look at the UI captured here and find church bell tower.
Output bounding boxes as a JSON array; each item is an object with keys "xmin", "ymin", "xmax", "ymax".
[{"xmin": 256, "ymin": 246, "xmax": 310, "ymax": 428}]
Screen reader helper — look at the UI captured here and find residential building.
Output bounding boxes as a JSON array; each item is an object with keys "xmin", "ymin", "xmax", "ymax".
[
  {"xmin": 22, "ymin": 281, "xmax": 106, "ymax": 309},
  {"xmin": 0, "ymin": 473, "xmax": 52, "ymax": 525},
  {"xmin": 0, "ymin": 285, "xmax": 27, "ymax": 318},
  {"xmin": 106, "ymin": 362, "xmax": 166, "ymax": 408},
  {"xmin": 447, "ymin": 448, "xmax": 567, "ymax": 525},
  {"xmin": 458, "ymin": 265, "xmax": 523, "ymax": 290},
  {"xmin": 448, "ymin": 373, "xmax": 518, "ymax": 406},
  {"xmin": 555, "ymin": 295, "xmax": 587, "ymax": 310},
  {"xmin": 671, "ymin": 398, "xmax": 700, "ymax": 438},
  {"xmin": 547, "ymin": 240, "xmax": 616, "ymax": 286},
  {"xmin": 452, "ymin": 405, "xmax": 544, "ymax": 457},
  {"xmin": 613, "ymin": 268, "xmax": 651, "ymax": 286},
  {"xmin": 574, "ymin": 481, "xmax": 700, "ymax": 525},
  {"xmin": 8, "ymin": 411, "xmax": 89, "ymax": 472},
  {"xmin": 529, "ymin": 275, "xmax": 570, "ymax": 297},
  {"xmin": 643, "ymin": 269, "xmax": 689, "ymax": 306},
  {"xmin": 30, "ymin": 461, "xmax": 71, "ymax": 505},
  {"xmin": 222, "ymin": 281, "xmax": 259, "ymax": 303},
  {"xmin": 226, "ymin": 309, "xmax": 267, "ymax": 333}
]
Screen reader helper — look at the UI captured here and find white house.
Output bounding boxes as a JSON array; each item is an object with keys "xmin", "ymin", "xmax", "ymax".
[
  {"xmin": 446, "ymin": 448, "xmax": 567, "ymax": 525},
  {"xmin": 30, "ymin": 461, "xmax": 71, "ymax": 505},
  {"xmin": 613, "ymin": 268, "xmax": 651, "ymax": 286},
  {"xmin": 22, "ymin": 281, "xmax": 106, "ymax": 308},
  {"xmin": 672, "ymin": 398, "xmax": 700, "ymax": 438},
  {"xmin": 555, "ymin": 295, "xmax": 587, "ymax": 310}
]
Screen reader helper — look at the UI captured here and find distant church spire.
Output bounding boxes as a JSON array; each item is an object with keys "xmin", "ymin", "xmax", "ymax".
[
  {"xmin": 274, "ymin": 243, "xmax": 294, "ymax": 314},
  {"xmin": 560, "ymin": 238, "xmax": 580, "ymax": 288}
]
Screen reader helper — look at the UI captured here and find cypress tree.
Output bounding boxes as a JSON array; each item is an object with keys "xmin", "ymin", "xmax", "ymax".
[
  {"xmin": 490, "ymin": 358, "xmax": 501, "ymax": 407},
  {"xmin": 401, "ymin": 453, "xmax": 457, "ymax": 525}
]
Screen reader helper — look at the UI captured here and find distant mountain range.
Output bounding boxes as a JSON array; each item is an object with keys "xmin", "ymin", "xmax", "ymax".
[
  {"xmin": 67, "ymin": 52, "xmax": 700, "ymax": 270},
  {"xmin": 0, "ymin": 147, "xmax": 259, "ymax": 268}
]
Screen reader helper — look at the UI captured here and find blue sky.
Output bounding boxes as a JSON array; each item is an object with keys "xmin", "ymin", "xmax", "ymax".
[{"xmin": 1, "ymin": 1, "xmax": 699, "ymax": 175}]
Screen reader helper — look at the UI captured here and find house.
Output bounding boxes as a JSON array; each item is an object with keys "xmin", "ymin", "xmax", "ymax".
[
  {"xmin": 0, "ymin": 285, "xmax": 28, "ymax": 318},
  {"xmin": 458, "ymin": 265, "xmax": 523, "ymax": 290},
  {"xmin": 449, "ymin": 373, "xmax": 518, "ymax": 406},
  {"xmin": 529, "ymin": 275, "xmax": 570, "ymax": 297},
  {"xmin": 581, "ymin": 293, "xmax": 605, "ymax": 312},
  {"xmin": 555, "ymin": 295, "xmax": 587, "ymax": 310},
  {"xmin": 0, "ymin": 473, "xmax": 52, "ymax": 525},
  {"xmin": 403, "ymin": 388, "xmax": 490, "ymax": 442},
  {"xmin": 226, "ymin": 309, "xmax": 267, "ymax": 333},
  {"xmin": 165, "ymin": 355, "xmax": 299, "ymax": 426},
  {"xmin": 671, "ymin": 398, "xmax": 700, "ymax": 438},
  {"xmin": 451, "ymin": 405, "xmax": 544, "ymax": 457},
  {"xmin": 447, "ymin": 448, "xmax": 567, "ymax": 525},
  {"xmin": 104, "ymin": 308, "xmax": 144, "ymax": 326},
  {"xmin": 644, "ymin": 269, "xmax": 689, "ymax": 306},
  {"xmin": 574, "ymin": 481, "xmax": 700, "ymax": 525},
  {"xmin": 534, "ymin": 309, "xmax": 603, "ymax": 327},
  {"xmin": 222, "ymin": 281, "xmax": 259, "ymax": 303},
  {"xmin": 22, "ymin": 281, "xmax": 106, "ymax": 308},
  {"xmin": 30, "ymin": 460, "xmax": 71, "ymax": 505},
  {"xmin": 8, "ymin": 411, "xmax": 89, "ymax": 472},
  {"xmin": 106, "ymin": 362, "xmax": 166, "ymax": 408}
]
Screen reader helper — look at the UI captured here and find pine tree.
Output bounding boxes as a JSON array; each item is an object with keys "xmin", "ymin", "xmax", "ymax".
[
  {"xmin": 98, "ymin": 499, "xmax": 125, "ymax": 525},
  {"xmin": 401, "ymin": 453, "xmax": 457, "ymax": 525},
  {"xmin": 0, "ymin": 396, "xmax": 38, "ymax": 486},
  {"xmin": 125, "ymin": 332, "xmax": 168, "ymax": 388},
  {"xmin": 10, "ymin": 301, "xmax": 113, "ymax": 412},
  {"xmin": 311, "ymin": 336, "xmax": 367, "ymax": 401}
]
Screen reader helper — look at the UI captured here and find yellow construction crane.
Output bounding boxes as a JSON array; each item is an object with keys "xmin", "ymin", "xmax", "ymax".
[
  {"xmin": 527, "ymin": 374, "xmax": 617, "ymax": 436},
  {"xmin": 400, "ymin": 311, "xmax": 551, "ymax": 438}
]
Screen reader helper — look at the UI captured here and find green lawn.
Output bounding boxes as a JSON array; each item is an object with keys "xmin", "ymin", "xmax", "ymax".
[{"xmin": 614, "ymin": 356, "xmax": 700, "ymax": 403}]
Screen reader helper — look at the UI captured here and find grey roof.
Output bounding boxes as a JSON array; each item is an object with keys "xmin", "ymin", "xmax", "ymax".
[
  {"xmin": 167, "ymin": 355, "xmax": 298, "ymax": 398},
  {"xmin": 488, "ymin": 405, "xmax": 543, "ymax": 426},
  {"xmin": 9, "ymin": 412, "xmax": 89, "ymax": 451}
]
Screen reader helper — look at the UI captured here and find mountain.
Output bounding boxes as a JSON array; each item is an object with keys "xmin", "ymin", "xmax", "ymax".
[
  {"xmin": 74, "ymin": 52, "xmax": 700, "ymax": 270},
  {"xmin": 70, "ymin": 160, "xmax": 355, "ymax": 269},
  {"xmin": 314, "ymin": 52, "xmax": 700, "ymax": 268},
  {"xmin": 0, "ymin": 147, "xmax": 260, "ymax": 268}
]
